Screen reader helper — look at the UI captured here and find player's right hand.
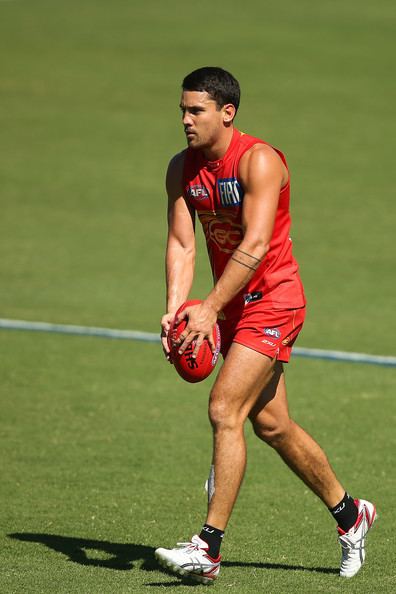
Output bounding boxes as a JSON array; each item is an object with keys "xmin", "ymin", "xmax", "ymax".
[{"xmin": 160, "ymin": 312, "xmax": 175, "ymax": 363}]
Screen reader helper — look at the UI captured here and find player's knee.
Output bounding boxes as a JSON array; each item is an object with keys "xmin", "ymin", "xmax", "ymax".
[
  {"xmin": 252, "ymin": 418, "xmax": 291, "ymax": 448},
  {"xmin": 208, "ymin": 390, "xmax": 242, "ymax": 432}
]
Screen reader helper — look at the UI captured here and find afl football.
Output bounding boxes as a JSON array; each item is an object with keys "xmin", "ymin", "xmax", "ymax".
[{"xmin": 168, "ymin": 300, "xmax": 221, "ymax": 383}]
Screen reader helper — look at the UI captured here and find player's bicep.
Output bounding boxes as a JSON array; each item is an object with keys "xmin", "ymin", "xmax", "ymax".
[{"xmin": 240, "ymin": 147, "xmax": 284, "ymax": 247}]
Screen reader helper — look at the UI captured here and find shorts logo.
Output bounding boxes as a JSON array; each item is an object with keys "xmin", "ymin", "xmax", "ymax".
[
  {"xmin": 264, "ymin": 328, "xmax": 281, "ymax": 339},
  {"xmin": 218, "ymin": 178, "xmax": 244, "ymax": 206},
  {"xmin": 262, "ymin": 339, "xmax": 277, "ymax": 347},
  {"xmin": 282, "ymin": 337, "xmax": 291, "ymax": 346},
  {"xmin": 187, "ymin": 185, "xmax": 209, "ymax": 201}
]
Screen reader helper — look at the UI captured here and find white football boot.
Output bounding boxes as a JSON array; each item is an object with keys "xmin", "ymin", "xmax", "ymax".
[
  {"xmin": 155, "ymin": 534, "xmax": 221, "ymax": 584},
  {"xmin": 338, "ymin": 498, "xmax": 377, "ymax": 578}
]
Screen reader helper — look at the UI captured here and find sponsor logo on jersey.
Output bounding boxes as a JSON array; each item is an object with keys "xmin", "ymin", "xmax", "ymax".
[
  {"xmin": 199, "ymin": 212, "xmax": 243, "ymax": 254},
  {"xmin": 244, "ymin": 291, "xmax": 263, "ymax": 305},
  {"xmin": 217, "ymin": 178, "xmax": 244, "ymax": 207},
  {"xmin": 264, "ymin": 327, "xmax": 281, "ymax": 339},
  {"xmin": 262, "ymin": 339, "xmax": 277, "ymax": 347},
  {"xmin": 187, "ymin": 185, "xmax": 210, "ymax": 200}
]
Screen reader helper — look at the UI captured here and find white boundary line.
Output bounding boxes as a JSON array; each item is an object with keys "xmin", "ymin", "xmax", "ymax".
[
  {"xmin": 0, "ymin": 318, "xmax": 159, "ymax": 343},
  {"xmin": 1, "ymin": 318, "xmax": 396, "ymax": 367}
]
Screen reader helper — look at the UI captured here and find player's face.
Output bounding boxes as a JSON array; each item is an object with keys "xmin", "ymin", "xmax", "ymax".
[{"xmin": 180, "ymin": 91, "xmax": 227, "ymax": 151}]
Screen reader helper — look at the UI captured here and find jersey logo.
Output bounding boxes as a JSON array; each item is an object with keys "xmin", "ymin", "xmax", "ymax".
[
  {"xmin": 199, "ymin": 212, "xmax": 243, "ymax": 254},
  {"xmin": 187, "ymin": 185, "xmax": 209, "ymax": 201},
  {"xmin": 244, "ymin": 291, "xmax": 263, "ymax": 305},
  {"xmin": 217, "ymin": 178, "xmax": 244, "ymax": 207}
]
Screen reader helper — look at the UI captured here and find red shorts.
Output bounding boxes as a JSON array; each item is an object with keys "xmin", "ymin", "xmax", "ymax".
[{"xmin": 218, "ymin": 306, "xmax": 306, "ymax": 363}]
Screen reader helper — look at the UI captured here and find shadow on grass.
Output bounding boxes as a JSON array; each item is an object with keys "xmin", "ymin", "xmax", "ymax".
[
  {"xmin": 8, "ymin": 532, "xmax": 338, "ymax": 580},
  {"xmin": 8, "ymin": 532, "xmax": 157, "ymax": 571},
  {"xmin": 223, "ymin": 560, "xmax": 338, "ymax": 574}
]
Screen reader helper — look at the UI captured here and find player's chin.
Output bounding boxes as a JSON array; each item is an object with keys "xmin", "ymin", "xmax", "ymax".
[{"xmin": 186, "ymin": 135, "xmax": 201, "ymax": 149}]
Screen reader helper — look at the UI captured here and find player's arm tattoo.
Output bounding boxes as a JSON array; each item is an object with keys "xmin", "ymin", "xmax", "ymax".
[
  {"xmin": 231, "ymin": 255, "xmax": 257, "ymax": 270},
  {"xmin": 234, "ymin": 248, "xmax": 262, "ymax": 263},
  {"xmin": 231, "ymin": 248, "xmax": 262, "ymax": 271}
]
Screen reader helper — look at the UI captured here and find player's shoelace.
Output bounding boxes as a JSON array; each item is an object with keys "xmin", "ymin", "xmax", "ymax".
[
  {"xmin": 173, "ymin": 541, "xmax": 217, "ymax": 574},
  {"xmin": 176, "ymin": 541, "xmax": 202, "ymax": 551},
  {"xmin": 339, "ymin": 508, "xmax": 371, "ymax": 550},
  {"xmin": 339, "ymin": 532, "xmax": 365, "ymax": 550}
]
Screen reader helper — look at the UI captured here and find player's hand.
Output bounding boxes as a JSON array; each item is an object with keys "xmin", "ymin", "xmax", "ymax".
[
  {"xmin": 175, "ymin": 301, "xmax": 218, "ymax": 358},
  {"xmin": 160, "ymin": 312, "xmax": 175, "ymax": 363}
]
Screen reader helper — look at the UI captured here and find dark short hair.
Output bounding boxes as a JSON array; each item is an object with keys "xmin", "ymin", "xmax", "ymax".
[{"xmin": 182, "ymin": 67, "xmax": 240, "ymax": 112}]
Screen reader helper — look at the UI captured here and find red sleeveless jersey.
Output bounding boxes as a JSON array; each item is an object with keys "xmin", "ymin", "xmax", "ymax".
[{"xmin": 182, "ymin": 128, "xmax": 306, "ymax": 320}]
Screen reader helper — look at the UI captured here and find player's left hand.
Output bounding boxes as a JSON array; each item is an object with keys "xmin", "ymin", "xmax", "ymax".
[
  {"xmin": 160, "ymin": 312, "xmax": 175, "ymax": 363},
  {"xmin": 174, "ymin": 301, "xmax": 218, "ymax": 358}
]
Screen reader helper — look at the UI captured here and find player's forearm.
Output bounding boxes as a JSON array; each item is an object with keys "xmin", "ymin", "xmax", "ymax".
[
  {"xmin": 166, "ymin": 244, "xmax": 195, "ymax": 314},
  {"xmin": 204, "ymin": 240, "xmax": 269, "ymax": 314}
]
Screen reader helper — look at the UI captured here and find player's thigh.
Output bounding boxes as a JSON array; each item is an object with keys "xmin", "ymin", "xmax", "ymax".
[
  {"xmin": 209, "ymin": 342, "xmax": 277, "ymax": 424},
  {"xmin": 248, "ymin": 362, "xmax": 290, "ymax": 435}
]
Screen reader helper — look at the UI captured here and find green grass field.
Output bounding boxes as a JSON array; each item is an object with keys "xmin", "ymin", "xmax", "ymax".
[{"xmin": 1, "ymin": 1, "xmax": 395, "ymax": 592}]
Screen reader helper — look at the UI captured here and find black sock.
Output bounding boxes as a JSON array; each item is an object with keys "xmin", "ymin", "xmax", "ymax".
[
  {"xmin": 199, "ymin": 524, "xmax": 224, "ymax": 558},
  {"xmin": 329, "ymin": 492, "xmax": 358, "ymax": 531}
]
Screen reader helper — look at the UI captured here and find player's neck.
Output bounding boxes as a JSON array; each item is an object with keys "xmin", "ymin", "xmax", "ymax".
[{"xmin": 202, "ymin": 126, "xmax": 235, "ymax": 161}]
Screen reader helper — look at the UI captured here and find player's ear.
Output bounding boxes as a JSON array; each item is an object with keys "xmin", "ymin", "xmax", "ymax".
[{"xmin": 223, "ymin": 103, "xmax": 236, "ymax": 125}]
